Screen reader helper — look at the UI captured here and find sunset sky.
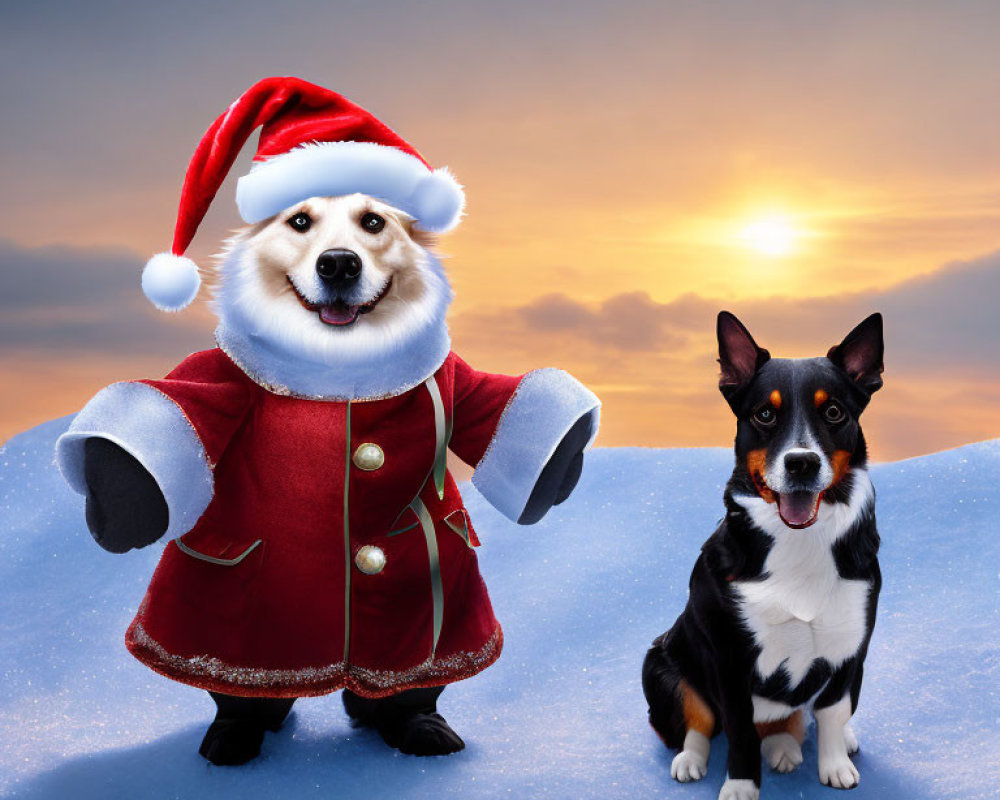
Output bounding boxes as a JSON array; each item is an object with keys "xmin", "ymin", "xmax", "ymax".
[{"xmin": 1, "ymin": 0, "xmax": 997, "ymax": 459}]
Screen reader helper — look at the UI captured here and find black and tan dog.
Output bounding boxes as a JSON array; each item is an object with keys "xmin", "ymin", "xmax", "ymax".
[{"xmin": 643, "ymin": 312, "xmax": 884, "ymax": 800}]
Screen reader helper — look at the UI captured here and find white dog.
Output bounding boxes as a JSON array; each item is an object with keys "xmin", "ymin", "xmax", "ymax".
[
  {"xmin": 56, "ymin": 78, "xmax": 600, "ymax": 766},
  {"xmin": 214, "ymin": 193, "xmax": 452, "ymax": 399}
]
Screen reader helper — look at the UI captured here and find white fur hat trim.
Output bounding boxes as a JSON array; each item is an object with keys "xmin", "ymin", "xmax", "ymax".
[{"xmin": 236, "ymin": 141, "xmax": 465, "ymax": 233}]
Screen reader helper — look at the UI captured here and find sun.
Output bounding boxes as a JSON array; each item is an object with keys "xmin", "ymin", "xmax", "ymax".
[{"xmin": 738, "ymin": 217, "xmax": 798, "ymax": 256}]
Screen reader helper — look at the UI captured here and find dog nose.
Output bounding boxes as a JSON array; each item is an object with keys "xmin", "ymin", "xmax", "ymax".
[
  {"xmin": 784, "ymin": 451, "xmax": 821, "ymax": 479},
  {"xmin": 316, "ymin": 249, "xmax": 362, "ymax": 287}
]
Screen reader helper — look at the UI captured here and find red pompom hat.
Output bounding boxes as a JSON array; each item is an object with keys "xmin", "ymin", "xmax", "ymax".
[{"xmin": 142, "ymin": 76, "xmax": 465, "ymax": 312}]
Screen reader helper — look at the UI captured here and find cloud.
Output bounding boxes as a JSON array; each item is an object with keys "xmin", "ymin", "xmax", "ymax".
[
  {"xmin": 448, "ymin": 251, "xmax": 1000, "ymax": 458},
  {"xmin": 457, "ymin": 250, "xmax": 1000, "ymax": 376},
  {"xmin": 0, "ymin": 238, "xmax": 996, "ymax": 457},
  {"xmin": 723, "ymin": 251, "xmax": 1000, "ymax": 373},
  {"xmin": 0, "ymin": 240, "xmax": 135, "ymax": 309},
  {"xmin": 516, "ymin": 291, "xmax": 692, "ymax": 351},
  {"xmin": 0, "ymin": 239, "xmax": 213, "ymax": 357}
]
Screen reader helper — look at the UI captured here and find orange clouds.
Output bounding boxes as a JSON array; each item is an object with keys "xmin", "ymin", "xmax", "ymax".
[
  {"xmin": 1, "ymin": 238, "xmax": 996, "ymax": 457},
  {"xmin": 447, "ymin": 250, "xmax": 999, "ymax": 459}
]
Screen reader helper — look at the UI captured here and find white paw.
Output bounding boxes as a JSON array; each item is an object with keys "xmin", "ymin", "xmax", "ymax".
[
  {"xmin": 718, "ymin": 778, "xmax": 760, "ymax": 800},
  {"xmin": 819, "ymin": 754, "xmax": 860, "ymax": 789},
  {"xmin": 761, "ymin": 732, "xmax": 803, "ymax": 773},
  {"xmin": 843, "ymin": 724, "xmax": 860, "ymax": 754},
  {"xmin": 670, "ymin": 749, "xmax": 707, "ymax": 782}
]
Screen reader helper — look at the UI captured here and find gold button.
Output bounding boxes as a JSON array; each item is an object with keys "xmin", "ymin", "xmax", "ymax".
[
  {"xmin": 353, "ymin": 443, "xmax": 384, "ymax": 471},
  {"xmin": 355, "ymin": 545, "xmax": 386, "ymax": 575}
]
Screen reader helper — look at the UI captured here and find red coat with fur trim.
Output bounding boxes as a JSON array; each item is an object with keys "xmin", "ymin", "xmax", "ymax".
[{"xmin": 124, "ymin": 348, "xmax": 518, "ymax": 698}]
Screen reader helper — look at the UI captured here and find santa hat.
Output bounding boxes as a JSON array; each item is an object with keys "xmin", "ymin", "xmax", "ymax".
[{"xmin": 142, "ymin": 76, "xmax": 465, "ymax": 312}]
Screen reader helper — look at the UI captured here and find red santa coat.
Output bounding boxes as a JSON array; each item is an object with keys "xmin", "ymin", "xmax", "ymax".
[{"xmin": 56, "ymin": 347, "xmax": 600, "ymax": 698}]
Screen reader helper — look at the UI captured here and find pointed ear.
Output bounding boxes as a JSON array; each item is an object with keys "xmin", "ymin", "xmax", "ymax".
[
  {"xmin": 828, "ymin": 313, "xmax": 884, "ymax": 394},
  {"xmin": 717, "ymin": 311, "xmax": 770, "ymax": 396}
]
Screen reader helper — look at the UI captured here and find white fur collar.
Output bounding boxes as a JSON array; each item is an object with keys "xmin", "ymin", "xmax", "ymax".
[
  {"xmin": 215, "ymin": 322, "xmax": 450, "ymax": 401},
  {"xmin": 213, "ymin": 244, "xmax": 452, "ymax": 401}
]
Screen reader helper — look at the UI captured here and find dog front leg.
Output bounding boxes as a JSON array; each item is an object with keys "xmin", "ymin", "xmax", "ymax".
[
  {"xmin": 813, "ymin": 695, "xmax": 859, "ymax": 789},
  {"xmin": 842, "ymin": 664, "xmax": 865, "ymax": 754},
  {"xmin": 815, "ymin": 694, "xmax": 859, "ymax": 789},
  {"xmin": 718, "ymin": 688, "xmax": 761, "ymax": 800},
  {"xmin": 814, "ymin": 660, "xmax": 861, "ymax": 789}
]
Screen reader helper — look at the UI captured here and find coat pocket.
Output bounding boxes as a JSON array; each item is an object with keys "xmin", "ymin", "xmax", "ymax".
[
  {"xmin": 152, "ymin": 534, "xmax": 266, "ymax": 641},
  {"xmin": 443, "ymin": 508, "xmax": 480, "ymax": 548},
  {"xmin": 176, "ymin": 535, "xmax": 263, "ymax": 566}
]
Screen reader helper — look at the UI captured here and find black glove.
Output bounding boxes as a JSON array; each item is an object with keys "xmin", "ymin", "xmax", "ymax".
[
  {"xmin": 517, "ymin": 413, "xmax": 593, "ymax": 525},
  {"xmin": 83, "ymin": 438, "xmax": 169, "ymax": 553}
]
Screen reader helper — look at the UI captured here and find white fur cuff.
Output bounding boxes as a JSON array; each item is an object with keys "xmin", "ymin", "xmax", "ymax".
[
  {"xmin": 472, "ymin": 369, "xmax": 600, "ymax": 522},
  {"xmin": 55, "ymin": 382, "xmax": 214, "ymax": 540}
]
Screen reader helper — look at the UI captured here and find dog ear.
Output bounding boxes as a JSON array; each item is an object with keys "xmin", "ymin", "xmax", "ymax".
[
  {"xmin": 402, "ymin": 217, "xmax": 439, "ymax": 251},
  {"xmin": 828, "ymin": 313, "xmax": 884, "ymax": 394},
  {"xmin": 717, "ymin": 311, "xmax": 770, "ymax": 397}
]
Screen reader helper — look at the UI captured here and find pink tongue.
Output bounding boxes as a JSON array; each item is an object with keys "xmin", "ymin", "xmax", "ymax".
[
  {"xmin": 778, "ymin": 492, "xmax": 820, "ymax": 528},
  {"xmin": 319, "ymin": 304, "xmax": 360, "ymax": 326}
]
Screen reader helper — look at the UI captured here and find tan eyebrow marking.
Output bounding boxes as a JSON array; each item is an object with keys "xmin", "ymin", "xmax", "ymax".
[
  {"xmin": 814, "ymin": 389, "xmax": 829, "ymax": 407},
  {"xmin": 769, "ymin": 390, "xmax": 782, "ymax": 409}
]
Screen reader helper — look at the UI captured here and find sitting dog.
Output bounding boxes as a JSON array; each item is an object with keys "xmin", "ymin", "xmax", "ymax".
[
  {"xmin": 642, "ymin": 311, "xmax": 884, "ymax": 800},
  {"xmin": 55, "ymin": 78, "xmax": 599, "ymax": 765}
]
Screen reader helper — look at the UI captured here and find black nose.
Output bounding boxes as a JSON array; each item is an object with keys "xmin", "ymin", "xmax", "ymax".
[
  {"xmin": 785, "ymin": 451, "xmax": 821, "ymax": 479},
  {"xmin": 316, "ymin": 249, "xmax": 362, "ymax": 287}
]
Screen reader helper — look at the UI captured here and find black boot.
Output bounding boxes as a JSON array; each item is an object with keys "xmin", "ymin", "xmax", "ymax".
[
  {"xmin": 342, "ymin": 685, "xmax": 465, "ymax": 756},
  {"xmin": 199, "ymin": 691, "xmax": 296, "ymax": 766}
]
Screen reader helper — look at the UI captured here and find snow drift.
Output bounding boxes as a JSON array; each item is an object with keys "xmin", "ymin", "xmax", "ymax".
[{"xmin": 1, "ymin": 417, "xmax": 996, "ymax": 799}]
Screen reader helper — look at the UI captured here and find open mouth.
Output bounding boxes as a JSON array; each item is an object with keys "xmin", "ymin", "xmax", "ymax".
[
  {"xmin": 287, "ymin": 277, "xmax": 392, "ymax": 327},
  {"xmin": 776, "ymin": 490, "xmax": 823, "ymax": 529}
]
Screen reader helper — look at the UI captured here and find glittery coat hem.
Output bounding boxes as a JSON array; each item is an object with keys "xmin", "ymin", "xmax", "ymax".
[{"xmin": 125, "ymin": 619, "xmax": 503, "ymax": 699}]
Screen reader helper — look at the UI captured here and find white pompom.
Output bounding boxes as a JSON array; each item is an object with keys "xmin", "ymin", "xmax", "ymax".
[
  {"xmin": 412, "ymin": 168, "xmax": 465, "ymax": 233},
  {"xmin": 141, "ymin": 252, "xmax": 201, "ymax": 312}
]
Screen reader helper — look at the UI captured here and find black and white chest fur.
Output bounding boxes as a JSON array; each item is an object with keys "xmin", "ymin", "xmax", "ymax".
[{"xmin": 727, "ymin": 468, "xmax": 879, "ymax": 722}]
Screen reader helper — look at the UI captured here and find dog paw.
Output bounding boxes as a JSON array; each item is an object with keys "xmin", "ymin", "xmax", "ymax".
[
  {"xmin": 762, "ymin": 732, "xmax": 803, "ymax": 773},
  {"xmin": 718, "ymin": 778, "xmax": 759, "ymax": 800},
  {"xmin": 198, "ymin": 719, "xmax": 266, "ymax": 766},
  {"xmin": 819, "ymin": 754, "xmax": 860, "ymax": 789},
  {"xmin": 843, "ymin": 724, "xmax": 860, "ymax": 754},
  {"xmin": 670, "ymin": 749, "xmax": 707, "ymax": 782},
  {"xmin": 394, "ymin": 713, "xmax": 465, "ymax": 756}
]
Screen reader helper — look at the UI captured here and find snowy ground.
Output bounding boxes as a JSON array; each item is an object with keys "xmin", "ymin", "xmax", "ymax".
[{"xmin": 1, "ymin": 417, "xmax": 997, "ymax": 800}]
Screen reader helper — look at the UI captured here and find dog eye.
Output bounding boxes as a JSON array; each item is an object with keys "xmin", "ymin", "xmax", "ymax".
[
  {"xmin": 753, "ymin": 406, "xmax": 777, "ymax": 427},
  {"xmin": 360, "ymin": 212, "xmax": 386, "ymax": 234},
  {"xmin": 824, "ymin": 401, "xmax": 847, "ymax": 424},
  {"xmin": 286, "ymin": 212, "xmax": 312, "ymax": 233}
]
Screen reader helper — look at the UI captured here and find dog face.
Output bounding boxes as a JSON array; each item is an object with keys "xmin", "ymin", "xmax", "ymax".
[
  {"xmin": 213, "ymin": 194, "xmax": 453, "ymax": 379},
  {"xmin": 717, "ymin": 311, "xmax": 884, "ymax": 529}
]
